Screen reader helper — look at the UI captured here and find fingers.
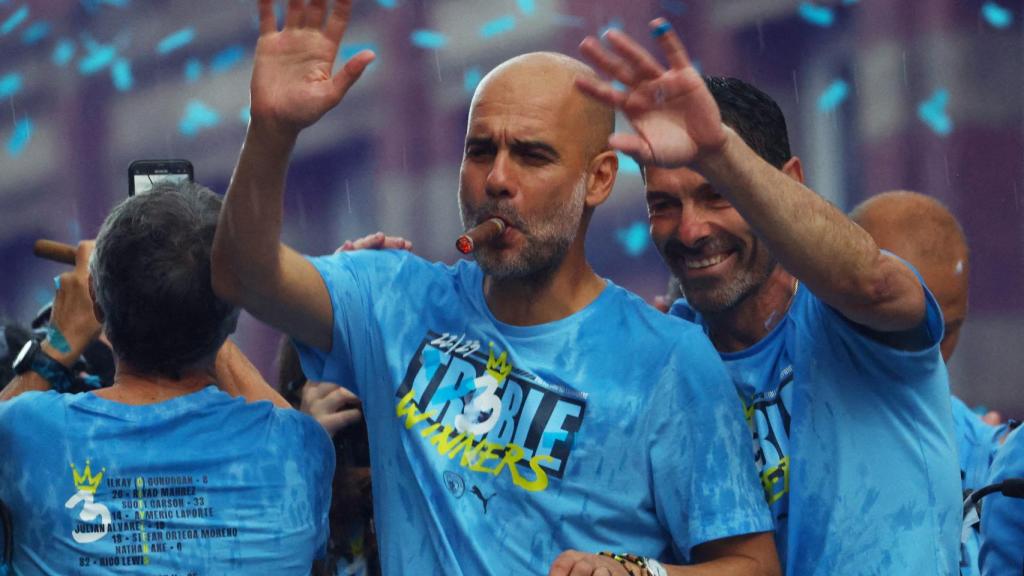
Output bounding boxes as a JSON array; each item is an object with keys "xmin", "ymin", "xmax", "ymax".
[
  {"xmin": 320, "ymin": 385, "xmax": 360, "ymax": 411},
  {"xmin": 337, "ymin": 232, "xmax": 412, "ymax": 252},
  {"xmin": 317, "ymin": 407, "xmax": 363, "ymax": 435},
  {"xmin": 608, "ymin": 133, "xmax": 654, "ymax": 164},
  {"xmin": 333, "ymin": 49, "xmax": 376, "ymax": 96},
  {"xmin": 579, "ymin": 36, "xmax": 637, "ymax": 87},
  {"xmin": 324, "ymin": 0, "xmax": 354, "ymax": 44},
  {"xmin": 73, "ymin": 241, "xmax": 95, "ymax": 275},
  {"xmin": 650, "ymin": 18, "xmax": 692, "ymax": 71},
  {"xmin": 603, "ymin": 29, "xmax": 665, "ymax": 81},
  {"xmin": 303, "ymin": 0, "xmax": 328, "ymax": 28},
  {"xmin": 284, "ymin": 0, "xmax": 304, "ymax": 28},
  {"xmin": 574, "ymin": 75, "xmax": 626, "ymax": 109},
  {"xmin": 258, "ymin": 0, "xmax": 277, "ymax": 34}
]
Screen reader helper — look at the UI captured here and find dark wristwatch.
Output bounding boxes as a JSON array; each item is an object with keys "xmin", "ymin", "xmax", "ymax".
[{"xmin": 12, "ymin": 340, "xmax": 75, "ymax": 393}]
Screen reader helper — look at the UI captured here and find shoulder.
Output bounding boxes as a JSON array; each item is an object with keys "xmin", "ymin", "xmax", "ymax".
[
  {"xmin": 0, "ymin": 390, "xmax": 66, "ymax": 421},
  {"xmin": 993, "ymin": 427, "xmax": 1024, "ymax": 474},
  {"xmin": 308, "ymin": 249, "xmax": 472, "ymax": 290}
]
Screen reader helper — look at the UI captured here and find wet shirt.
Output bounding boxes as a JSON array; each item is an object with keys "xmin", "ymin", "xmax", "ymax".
[
  {"xmin": 295, "ymin": 250, "xmax": 772, "ymax": 576},
  {"xmin": 979, "ymin": 426, "xmax": 1024, "ymax": 576},
  {"xmin": 0, "ymin": 386, "xmax": 333, "ymax": 575},
  {"xmin": 670, "ymin": 277, "xmax": 961, "ymax": 575}
]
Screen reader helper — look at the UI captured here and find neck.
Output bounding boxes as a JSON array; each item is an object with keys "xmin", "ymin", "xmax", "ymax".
[
  {"xmin": 702, "ymin": 266, "xmax": 797, "ymax": 353},
  {"xmin": 93, "ymin": 360, "xmax": 214, "ymax": 405},
  {"xmin": 484, "ymin": 245, "xmax": 605, "ymax": 326}
]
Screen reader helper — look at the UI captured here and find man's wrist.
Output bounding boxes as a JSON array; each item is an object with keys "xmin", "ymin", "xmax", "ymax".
[{"xmin": 41, "ymin": 337, "xmax": 84, "ymax": 368}]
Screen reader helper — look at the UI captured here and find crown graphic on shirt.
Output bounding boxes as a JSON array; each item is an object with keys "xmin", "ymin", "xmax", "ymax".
[
  {"xmin": 70, "ymin": 459, "xmax": 105, "ymax": 494},
  {"xmin": 485, "ymin": 344, "xmax": 512, "ymax": 382}
]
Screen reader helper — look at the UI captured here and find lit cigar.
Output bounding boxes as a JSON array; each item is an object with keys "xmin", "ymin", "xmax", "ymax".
[
  {"xmin": 34, "ymin": 239, "xmax": 76, "ymax": 265},
  {"xmin": 456, "ymin": 218, "xmax": 507, "ymax": 254}
]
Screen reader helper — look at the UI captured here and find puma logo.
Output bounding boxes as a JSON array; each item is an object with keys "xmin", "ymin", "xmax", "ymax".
[{"xmin": 470, "ymin": 485, "xmax": 497, "ymax": 514}]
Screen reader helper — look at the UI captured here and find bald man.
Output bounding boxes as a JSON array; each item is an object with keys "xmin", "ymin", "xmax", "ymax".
[
  {"xmin": 211, "ymin": 1, "xmax": 777, "ymax": 575},
  {"xmin": 852, "ymin": 191, "xmax": 1005, "ymax": 576}
]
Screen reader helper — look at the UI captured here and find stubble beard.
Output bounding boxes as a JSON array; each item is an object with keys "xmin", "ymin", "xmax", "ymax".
[{"xmin": 460, "ymin": 173, "xmax": 588, "ymax": 282}]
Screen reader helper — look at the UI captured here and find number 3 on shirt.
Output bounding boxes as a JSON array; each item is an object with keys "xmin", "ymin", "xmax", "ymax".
[{"xmin": 455, "ymin": 373, "xmax": 502, "ymax": 436}]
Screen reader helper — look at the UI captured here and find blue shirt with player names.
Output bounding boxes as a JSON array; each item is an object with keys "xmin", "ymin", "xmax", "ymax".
[
  {"xmin": 670, "ymin": 271, "xmax": 961, "ymax": 575},
  {"xmin": 295, "ymin": 249, "xmax": 773, "ymax": 575},
  {"xmin": 0, "ymin": 385, "xmax": 333, "ymax": 575}
]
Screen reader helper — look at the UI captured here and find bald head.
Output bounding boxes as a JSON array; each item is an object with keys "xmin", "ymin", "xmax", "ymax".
[
  {"xmin": 472, "ymin": 52, "xmax": 615, "ymax": 160},
  {"xmin": 852, "ymin": 190, "xmax": 969, "ymax": 361}
]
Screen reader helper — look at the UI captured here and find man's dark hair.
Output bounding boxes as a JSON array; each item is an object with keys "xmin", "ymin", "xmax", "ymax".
[
  {"xmin": 90, "ymin": 181, "xmax": 238, "ymax": 379},
  {"xmin": 705, "ymin": 76, "xmax": 792, "ymax": 168}
]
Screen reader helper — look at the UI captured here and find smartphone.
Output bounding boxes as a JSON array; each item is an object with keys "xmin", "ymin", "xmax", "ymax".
[{"xmin": 128, "ymin": 159, "xmax": 194, "ymax": 196}]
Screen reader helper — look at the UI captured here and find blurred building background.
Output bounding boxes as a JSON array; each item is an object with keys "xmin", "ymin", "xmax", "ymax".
[{"xmin": 1, "ymin": 0, "xmax": 1021, "ymax": 416}]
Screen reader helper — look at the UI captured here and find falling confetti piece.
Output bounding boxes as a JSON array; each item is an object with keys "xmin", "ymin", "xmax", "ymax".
[
  {"xmin": 463, "ymin": 66, "xmax": 482, "ymax": 95},
  {"xmin": 52, "ymin": 38, "xmax": 75, "ymax": 66},
  {"xmin": 184, "ymin": 58, "xmax": 202, "ymax": 83},
  {"xmin": 6, "ymin": 116, "xmax": 32, "ymax": 157},
  {"xmin": 20, "ymin": 20, "xmax": 48, "ymax": 44},
  {"xmin": 981, "ymin": 2, "xmax": 1013, "ymax": 29},
  {"xmin": 156, "ymin": 27, "xmax": 195, "ymax": 55},
  {"xmin": 617, "ymin": 151, "xmax": 641, "ymax": 175},
  {"xmin": 798, "ymin": 3, "xmax": 834, "ymax": 27},
  {"xmin": 917, "ymin": 89, "xmax": 953, "ymax": 136},
  {"xmin": 178, "ymin": 99, "xmax": 221, "ymax": 137},
  {"xmin": 480, "ymin": 15, "xmax": 516, "ymax": 38},
  {"xmin": 78, "ymin": 41, "xmax": 118, "ymax": 75},
  {"xmin": 817, "ymin": 79, "xmax": 849, "ymax": 112},
  {"xmin": 410, "ymin": 29, "xmax": 447, "ymax": 49},
  {"xmin": 111, "ymin": 58, "xmax": 132, "ymax": 91},
  {"xmin": 616, "ymin": 221, "xmax": 650, "ymax": 257},
  {"xmin": 516, "ymin": 0, "xmax": 535, "ymax": 15},
  {"xmin": 0, "ymin": 72, "xmax": 22, "ymax": 99},
  {"xmin": 0, "ymin": 4, "xmax": 28, "ymax": 36},
  {"xmin": 210, "ymin": 45, "xmax": 245, "ymax": 73}
]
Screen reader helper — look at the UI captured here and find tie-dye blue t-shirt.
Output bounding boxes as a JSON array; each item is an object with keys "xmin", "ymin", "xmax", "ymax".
[
  {"xmin": 979, "ymin": 426, "xmax": 1024, "ymax": 576},
  {"xmin": 670, "ymin": 279, "xmax": 961, "ymax": 575},
  {"xmin": 0, "ymin": 385, "xmax": 333, "ymax": 575},
  {"xmin": 294, "ymin": 250, "xmax": 772, "ymax": 576}
]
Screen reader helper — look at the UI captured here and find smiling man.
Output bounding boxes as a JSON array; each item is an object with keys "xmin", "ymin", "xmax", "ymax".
[
  {"xmin": 575, "ymin": 21, "xmax": 961, "ymax": 575},
  {"xmin": 211, "ymin": 1, "xmax": 778, "ymax": 575}
]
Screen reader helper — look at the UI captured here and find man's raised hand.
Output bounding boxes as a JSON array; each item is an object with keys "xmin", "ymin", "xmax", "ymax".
[
  {"xmin": 576, "ymin": 18, "xmax": 725, "ymax": 169},
  {"xmin": 251, "ymin": 0, "xmax": 375, "ymax": 136}
]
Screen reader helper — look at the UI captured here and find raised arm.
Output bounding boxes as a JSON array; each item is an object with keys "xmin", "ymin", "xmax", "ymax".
[
  {"xmin": 211, "ymin": 0, "xmax": 375, "ymax": 351},
  {"xmin": 576, "ymin": 21, "xmax": 925, "ymax": 333}
]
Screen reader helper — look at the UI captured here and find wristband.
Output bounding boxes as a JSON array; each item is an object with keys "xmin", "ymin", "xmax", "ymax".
[{"xmin": 644, "ymin": 558, "xmax": 668, "ymax": 576}]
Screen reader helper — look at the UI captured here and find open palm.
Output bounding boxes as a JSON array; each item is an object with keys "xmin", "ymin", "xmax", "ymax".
[
  {"xmin": 577, "ymin": 20, "xmax": 726, "ymax": 168},
  {"xmin": 249, "ymin": 0, "xmax": 374, "ymax": 135}
]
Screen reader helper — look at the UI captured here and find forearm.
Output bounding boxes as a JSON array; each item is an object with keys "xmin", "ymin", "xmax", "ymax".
[
  {"xmin": 213, "ymin": 339, "xmax": 291, "ymax": 408},
  {"xmin": 0, "ymin": 372, "xmax": 51, "ymax": 401},
  {"xmin": 664, "ymin": 557, "xmax": 776, "ymax": 576},
  {"xmin": 212, "ymin": 123, "xmax": 297, "ymax": 305},
  {"xmin": 697, "ymin": 129, "xmax": 923, "ymax": 330}
]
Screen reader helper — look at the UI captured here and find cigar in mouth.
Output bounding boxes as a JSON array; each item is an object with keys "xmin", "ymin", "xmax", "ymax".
[
  {"xmin": 33, "ymin": 239, "xmax": 76, "ymax": 265},
  {"xmin": 456, "ymin": 218, "xmax": 507, "ymax": 254}
]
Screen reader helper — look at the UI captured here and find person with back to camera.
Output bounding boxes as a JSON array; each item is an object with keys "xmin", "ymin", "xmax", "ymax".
[{"xmin": 0, "ymin": 181, "xmax": 334, "ymax": 574}]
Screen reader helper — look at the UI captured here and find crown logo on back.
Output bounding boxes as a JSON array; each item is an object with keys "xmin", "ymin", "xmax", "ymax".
[
  {"xmin": 485, "ymin": 343, "xmax": 513, "ymax": 382},
  {"xmin": 70, "ymin": 459, "xmax": 105, "ymax": 494}
]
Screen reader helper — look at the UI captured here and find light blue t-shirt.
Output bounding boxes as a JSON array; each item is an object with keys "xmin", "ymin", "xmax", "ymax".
[
  {"xmin": 0, "ymin": 385, "xmax": 334, "ymax": 575},
  {"xmin": 952, "ymin": 395, "xmax": 1005, "ymax": 576},
  {"xmin": 670, "ymin": 280, "xmax": 961, "ymax": 574},
  {"xmin": 295, "ymin": 250, "xmax": 772, "ymax": 576},
  {"xmin": 979, "ymin": 426, "xmax": 1024, "ymax": 575}
]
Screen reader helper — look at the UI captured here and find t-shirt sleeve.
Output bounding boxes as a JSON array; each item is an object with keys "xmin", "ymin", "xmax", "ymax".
[
  {"xmin": 282, "ymin": 409, "xmax": 336, "ymax": 560},
  {"xmin": 293, "ymin": 249, "xmax": 407, "ymax": 399},
  {"xmin": 979, "ymin": 427, "xmax": 1024, "ymax": 575},
  {"xmin": 802, "ymin": 252, "xmax": 944, "ymax": 354},
  {"xmin": 649, "ymin": 332, "xmax": 774, "ymax": 560}
]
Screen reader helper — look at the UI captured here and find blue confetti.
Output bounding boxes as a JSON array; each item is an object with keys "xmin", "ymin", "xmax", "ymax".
[
  {"xmin": 410, "ymin": 29, "xmax": 447, "ymax": 49},
  {"xmin": 798, "ymin": 3, "xmax": 834, "ymax": 27},
  {"xmin": 0, "ymin": 72, "xmax": 22, "ymax": 99},
  {"xmin": 516, "ymin": 0, "xmax": 535, "ymax": 15},
  {"xmin": 376, "ymin": 0, "xmax": 397, "ymax": 7},
  {"xmin": 78, "ymin": 41, "xmax": 117, "ymax": 75},
  {"xmin": 340, "ymin": 42, "xmax": 377, "ymax": 61},
  {"xmin": 184, "ymin": 58, "xmax": 202, "ymax": 83},
  {"xmin": 480, "ymin": 15, "xmax": 516, "ymax": 39},
  {"xmin": 6, "ymin": 116, "xmax": 32, "ymax": 157},
  {"xmin": 52, "ymin": 38, "xmax": 75, "ymax": 66},
  {"xmin": 982, "ymin": 2, "xmax": 1013, "ymax": 29},
  {"xmin": 660, "ymin": 0, "xmax": 687, "ymax": 16},
  {"xmin": 156, "ymin": 27, "xmax": 195, "ymax": 55},
  {"xmin": 616, "ymin": 221, "xmax": 650, "ymax": 257},
  {"xmin": 463, "ymin": 66, "xmax": 482, "ymax": 95},
  {"xmin": 842, "ymin": 0, "xmax": 859, "ymax": 4},
  {"xmin": 178, "ymin": 99, "xmax": 221, "ymax": 137},
  {"xmin": 599, "ymin": 18, "xmax": 623, "ymax": 37},
  {"xmin": 0, "ymin": 5, "xmax": 28, "ymax": 36},
  {"xmin": 239, "ymin": 104, "xmax": 250, "ymax": 124},
  {"xmin": 918, "ymin": 89, "xmax": 953, "ymax": 136},
  {"xmin": 817, "ymin": 79, "xmax": 849, "ymax": 112},
  {"xmin": 20, "ymin": 20, "xmax": 49, "ymax": 45},
  {"xmin": 553, "ymin": 13, "xmax": 585, "ymax": 28},
  {"xmin": 210, "ymin": 44, "xmax": 245, "ymax": 73},
  {"xmin": 111, "ymin": 58, "xmax": 132, "ymax": 91},
  {"xmin": 617, "ymin": 151, "xmax": 641, "ymax": 174}
]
